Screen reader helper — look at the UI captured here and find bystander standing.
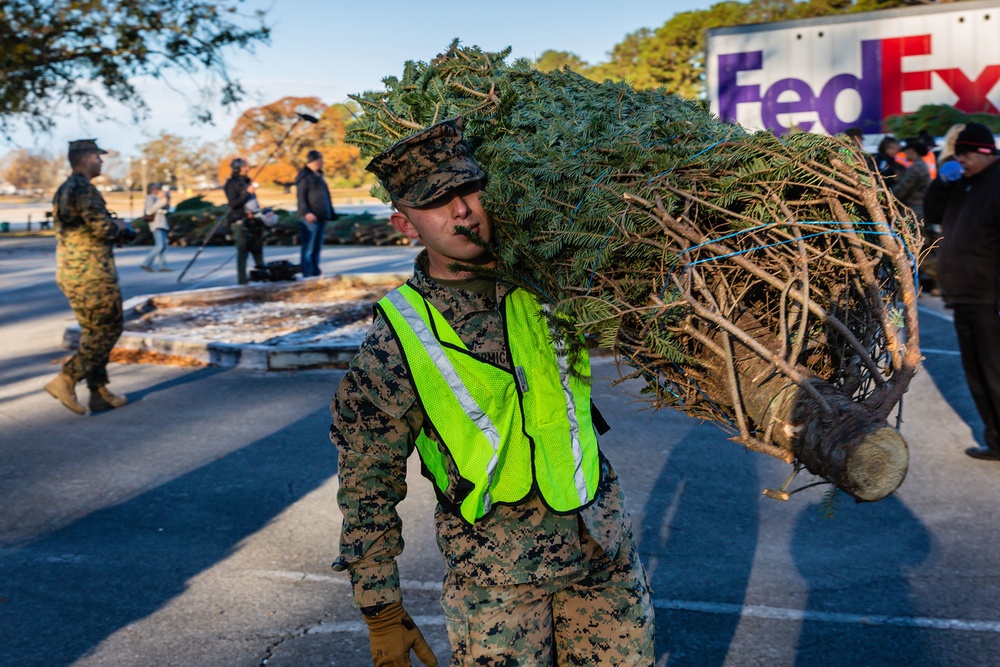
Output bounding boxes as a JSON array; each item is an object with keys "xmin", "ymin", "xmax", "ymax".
[
  {"xmin": 924, "ymin": 123, "xmax": 1000, "ymax": 461},
  {"xmin": 295, "ymin": 149, "xmax": 337, "ymax": 277},
  {"xmin": 140, "ymin": 183, "xmax": 172, "ymax": 272}
]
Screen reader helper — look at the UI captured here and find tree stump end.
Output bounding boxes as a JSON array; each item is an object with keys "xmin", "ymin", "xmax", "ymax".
[{"xmin": 842, "ymin": 426, "xmax": 909, "ymax": 501}]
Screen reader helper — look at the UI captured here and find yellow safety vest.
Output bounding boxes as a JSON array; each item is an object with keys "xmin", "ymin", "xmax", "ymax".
[{"xmin": 377, "ymin": 284, "xmax": 601, "ymax": 524}]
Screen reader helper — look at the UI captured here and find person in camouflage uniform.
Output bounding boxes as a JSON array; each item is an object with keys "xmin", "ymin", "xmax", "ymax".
[
  {"xmin": 44, "ymin": 139, "xmax": 131, "ymax": 415},
  {"xmin": 331, "ymin": 119, "xmax": 654, "ymax": 666}
]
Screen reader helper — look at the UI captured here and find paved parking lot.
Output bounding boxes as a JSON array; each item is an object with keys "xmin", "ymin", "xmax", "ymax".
[{"xmin": 1, "ymin": 236, "xmax": 998, "ymax": 666}]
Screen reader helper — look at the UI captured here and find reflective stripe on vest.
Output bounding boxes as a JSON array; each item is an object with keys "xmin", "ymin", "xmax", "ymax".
[{"xmin": 378, "ymin": 284, "xmax": 600, "ymax": 524}]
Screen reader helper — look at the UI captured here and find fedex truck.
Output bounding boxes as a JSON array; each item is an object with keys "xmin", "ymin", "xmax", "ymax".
[{"xmin": 706, "ymin": 0, "xmax": 1000, "ymax": 135}]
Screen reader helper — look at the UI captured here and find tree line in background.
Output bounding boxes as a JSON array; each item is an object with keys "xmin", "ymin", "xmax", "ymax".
[
  {"xmin": 2, "ymin": 0, "xmax": 992, "ymax": 196},
  {"xmin": 0, "ymin": 1, "xmax": 373, "ymax": 196},
  {"xmin": 535, "ymin": 0, "xmax": 961, "ymax": 98},
  {"xmin": 0, "ymin": 96, "xmax": 371, "ymax": 195}
]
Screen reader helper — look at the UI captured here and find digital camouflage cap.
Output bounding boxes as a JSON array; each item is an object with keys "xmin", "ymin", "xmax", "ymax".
[
  {"xmin": 67, "ymin": 139, "xmax": 108, "ymax": 157},
  {"xmin": 366, "ymin": 117, "xmax": 485, "ymax": 207}
]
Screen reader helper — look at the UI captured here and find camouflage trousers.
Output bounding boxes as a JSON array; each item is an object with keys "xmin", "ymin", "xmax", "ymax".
[
  {"xmin": 441, "ymin": 528, "xmax": 654, "ymax": 666},
  {"xmin": 232, "ymin": 221, "xmax": 265, "ymax": 285},
  {"xmin": 59, "ymin": 280, "xmax": 123, "ymax": 388}
]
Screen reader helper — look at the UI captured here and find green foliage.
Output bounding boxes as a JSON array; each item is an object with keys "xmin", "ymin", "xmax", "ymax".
[
  {"xmin": 347, "ymin": 42, "xmax": 919, "ymax": 443},
  {"xmin": 534, "ymin": 50, "xmax": 590, "ymax": 73},
  {"xmin": 884, "ymin": 104, "xmax": 1000, "ymax": 137},
  {"xmin": 131, "ymin": 196, "xmax": 396, "ymax": 248},
  {"xmin": 0, "ymin": 0, "xmax": 270, "ymax": 136},
  {"xmin": 172, "ymin": 195, "xmax": 217, "ymax": 213},
  {"xmin": 327, "ymin": 213, "xmax": 407, "ymax": 245},
  {"xmin": 580, "ymin": 0, "xmax": 968, "ymax": 98}
]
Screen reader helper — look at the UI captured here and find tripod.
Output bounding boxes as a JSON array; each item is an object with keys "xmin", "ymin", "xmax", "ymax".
[{"xmin": 177, "ymin": 112, "xmax": 320, "ymax": 283}]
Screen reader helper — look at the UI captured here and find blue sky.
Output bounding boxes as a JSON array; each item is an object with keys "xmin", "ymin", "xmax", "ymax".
[{"xmin": 4, "ymin": 0, "xmax": 715, "ymax": 157}]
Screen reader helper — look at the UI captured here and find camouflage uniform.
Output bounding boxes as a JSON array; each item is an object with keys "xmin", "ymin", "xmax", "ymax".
[
  {"xmin": 365, "ymin": 117, "xmax": 486, "ymax": 207},
  {"xmin": 331, "ymin": 253, "xmax": 655, "ymax": 665},
  {"xmin": 52, "ymin": 171, "xmax": 124, "ymax": 388}
]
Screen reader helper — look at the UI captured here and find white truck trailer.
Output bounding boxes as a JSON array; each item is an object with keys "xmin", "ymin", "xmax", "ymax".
[{"xmin": 706, "ymin": 0, "xmax": 1000, "ymax": 135}]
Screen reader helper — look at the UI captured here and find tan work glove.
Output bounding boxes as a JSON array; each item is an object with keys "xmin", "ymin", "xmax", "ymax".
[{"xmin": 362, "ymin": 601, "xmax": 438, "ymax": 667}]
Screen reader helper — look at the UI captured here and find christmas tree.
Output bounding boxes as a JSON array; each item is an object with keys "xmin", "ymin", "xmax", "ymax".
[{"xmin": 347, "ymin": 41, "xmax": 922, "ymax": 502}]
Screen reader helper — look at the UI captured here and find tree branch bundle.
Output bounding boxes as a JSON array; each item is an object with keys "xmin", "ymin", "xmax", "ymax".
[{"xmin": 347, "ymin": 41, "xmax": 922, "ymax": 502}]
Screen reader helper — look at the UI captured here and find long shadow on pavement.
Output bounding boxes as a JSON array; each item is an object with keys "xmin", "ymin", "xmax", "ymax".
[
  {"xmin": 640, "ymin": 428, "xmax": 760, "ymax": 666},
  {"xmin": 0, "ymin": 406, "xmax": 338, "ymax": 667},
  {"xmin": 0, "ymin": 350, "xmax": 73, "ymax": 386},
  {"xmin": 791, "ymin": 496, "xmax": 932, "ymax": 666},
  {"xmin": 0, "ymin": 284, "xmax": 68, "ymax": 328},
  {"xmin": 119, "ymin": 365, "xmax": 228, "ymax": 404},
  {"xmin": 917, "ymin": 309, "xmax": 986, "ymax": 448}
]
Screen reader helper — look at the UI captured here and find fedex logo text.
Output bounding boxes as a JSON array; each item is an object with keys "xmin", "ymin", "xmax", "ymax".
[{"xmin": 716, "ymin": 35, "xmax": 1000, "ymax": 134}]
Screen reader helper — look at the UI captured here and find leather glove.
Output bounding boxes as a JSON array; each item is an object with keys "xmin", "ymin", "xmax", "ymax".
[
  {"xmin": 362, "ymin": 601, "xmax": 438, "ymax": 667},
  {"xmin": 939, "ymin": 160, "xmax": 963, "ymax": 183}
]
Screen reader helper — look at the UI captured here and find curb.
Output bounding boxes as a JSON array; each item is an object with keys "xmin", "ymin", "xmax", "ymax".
[{"xmin": 62, "ymin": 274, "xmax": 408, "ymax": 371}]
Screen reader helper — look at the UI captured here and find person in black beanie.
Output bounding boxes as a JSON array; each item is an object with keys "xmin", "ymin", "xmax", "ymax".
[
  {"xmin": 294, "ymin": 149, "xmax": 337, "ymax": 277},
  {"xmin": 925, "ymin": 122, "xmax": 1000, "ymax": 461}
]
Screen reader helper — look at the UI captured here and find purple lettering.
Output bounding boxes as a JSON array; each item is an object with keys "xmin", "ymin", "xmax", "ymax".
[
  {"xmin": 814, "ymin": 40, "xmax": 882, "ymax": 134},
  {"xmin": 717, "ymin": 52, "xmax": 763, "ymax": 121},
  {"xmin": 761, "ymin": 79, "xmax": 817, "ymax": 133},
  {"xmin": 818, "ymin": 73, "xmax": 863, "ymax": 134},
  {"xmin": 717, "ymin": 39, "xmax": 886, "ymax": 135}
]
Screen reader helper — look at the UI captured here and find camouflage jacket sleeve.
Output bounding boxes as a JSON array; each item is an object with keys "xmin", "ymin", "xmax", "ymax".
[
  {"xmin": 58, "ymin": 174, "xmax": 118, "ymax": 242},
  {"xmin": 330, "ymin": 315, "xmax": 418, "ymax": 608}
]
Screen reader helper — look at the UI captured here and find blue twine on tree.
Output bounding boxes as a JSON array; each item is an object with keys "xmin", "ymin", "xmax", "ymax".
[
  {"xmin": 568, "ymin": 167, "xmax": 614, "ymax": 296},
  {"xmin": 585, "ymin": 227, "xmax": 617, "ymax": 295},
  {"xmin": 573, "ymin": 168, "xmax": 611, "ymax": 215},
  {"xmin": 683, "ymin": 230, "xmax": 895, "ymax": 267},
  {"xmin": 677, "ymin": 220, "xmax": 886, "ymax": 257},
  {"xmin": 644, "ymin": 137, "xmax": 730, "ymax": 186},
  {"xmin": 520, "ymin": 276, "xmax": 555, "ymax": 305},
  {"xmin": 657, "ymin": 221, "xmax": 918, "ymax": 298},
  {"xmin": 675, "ymin": 220, "xmax": 919, "ymax": 283}
]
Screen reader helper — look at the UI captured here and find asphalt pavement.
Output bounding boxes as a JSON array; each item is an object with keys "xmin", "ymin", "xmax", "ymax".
[{"xmin": 1, "ymin": 235, "xmax": 999, "ymax": 667}]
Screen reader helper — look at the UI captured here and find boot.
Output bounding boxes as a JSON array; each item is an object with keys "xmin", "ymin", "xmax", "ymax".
[
  {"xmin": 89, "ymin": 386, "xmax": 127, "ymax": 412},
  {"xmin": 44, "ymin": 373, "xmax": 86, "ymax": 415}
]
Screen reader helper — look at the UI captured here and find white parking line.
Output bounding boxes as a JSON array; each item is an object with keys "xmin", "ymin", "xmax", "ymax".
[
  {"xmin": 654, "ymin": 598, "xmax": 1000, "ymax": 633},
  {"xmin": 241, "ymin": 569, "xmax": 1000, "ymax": 635},
  {"xmin": 921, "ymin": 348, "xmax": 962, "ymax": 356}
]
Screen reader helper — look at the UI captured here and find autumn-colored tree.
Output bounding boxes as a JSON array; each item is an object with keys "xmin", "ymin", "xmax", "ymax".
[
  {"xmin": 226, "ymin": 97, "xmax": 369, "ymax": 189},
  {"xmin": 0, "ymin": 149, "xmax": 60, "ymax": 192},
  {"xmin": 228, "ymin": 96, "xmax": 328, "ymax": 188}
]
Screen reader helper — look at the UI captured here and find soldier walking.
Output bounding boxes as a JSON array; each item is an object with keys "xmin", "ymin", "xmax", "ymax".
[
  {"xmin": 44, "ymin": 139, "xmax": 132, "ymax": 415},
  {"xmin": 330, "ymin": 119, "xmax": 655, "ymax": 666}
]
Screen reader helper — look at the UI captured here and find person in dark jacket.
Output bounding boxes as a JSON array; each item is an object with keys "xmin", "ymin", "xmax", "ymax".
[
  {"xmin": 294, "ymin": 149, "xmax": 337, "ymax": 277},
  {"xmin": 874, "ymin": 135, "xmax": 902, "ymax": 184},
  {"xmin": 924, "ymin": 123, "xmax": 1000, "ymax": 461},
  {"xmin": 893, "ymin": 138, "xmax": 932, "ymax": 220},
  {"xmin": 895, "ymin": 139, "xmax": 935, "ymax": 292},
  {"xmin": 224, "ymin": 157, "xmax": 264, "ymax": 285}
]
